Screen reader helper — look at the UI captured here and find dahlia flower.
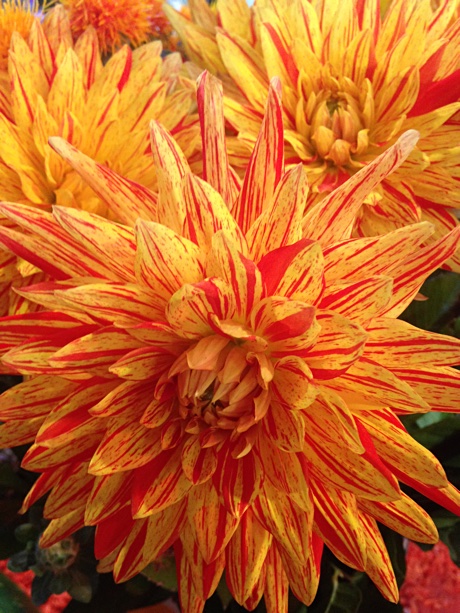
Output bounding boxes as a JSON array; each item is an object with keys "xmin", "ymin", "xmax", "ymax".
[
  {"xmin": 166, "ymin": 0, "xmax": 460, "ymax": 269},
  {"xmin": 0, "ymin": 4, "xmax": 198, "ymax": 316},
  {"xmin": 60, "ymin": 0, "xmax": 179, "ymax": 54},
  {"xmin": 0, "ymin": 73, "xmax": 459, "ymax": 612}
]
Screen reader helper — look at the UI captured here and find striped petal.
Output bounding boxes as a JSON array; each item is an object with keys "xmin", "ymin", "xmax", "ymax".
[
  {"xmin": 187, "ymin": 480, "xmax": 239, "ymax": 563},
  {"xmin": 391, "ymin": 366, "xmax": 460, "ymax": 412},
  {"xmin": 135, "ymin": 219, "xmax": 204, "ymax": 299},
  {"xmin": 247, "ymin": 164, "xmax": 308, "ymax": 262},
  {"xmin": 359, "ymin": 493, "xmax": 438, "ymax": 544},
  {"xmin": 306, "ymin": 311, "xmax": 368, "ymax": 379},
  {"xmin": 183, "ymin": 174, "xmax": 244, "ymax": 253},
  {"xmin": 364, "ymin": 318, "xmax": 460, "ymax": 366},
  {"xmin": 196, "ymin": 71, "xmax": 238, "ymax": 207},
  {"xmin": 383, "ymin": 225, "xmax": 460, "ymax": 316},
  {"xmin": 48, "ymin": 138, "xmax": 158, "ymax": 225},
  {"xmin": 113, "ymin": 501, "xmax": 185, "ymax": 582},
  {"xmin": 254, "ymin": 482, "xmax": 312, "ymax": 566},
  {"xmin": 149, "ymin": 120, "xmax": 190, "ymax": 234},
  {"xmin": 259, "ymin": 240, "xmax": 325, "ymax": 305},
  {"xmin": 302, "ymin": 131, "xmax": 419, "ymax": 246},
  {"xmin": 325, "ymin": 357, "xmax": 430, "ymax": 413},
  {"xmin": 208, "ymin": 231, "xmax": 263, "ymax": 318},
  {"xmin": 263, "ymin": 545, "xmax": 289, "ymax": 613},
  {"xmin": 226, "ymin": 508, "xmax": 272, "ymax": 604},
  {"xmin": 131, "ymin": 447, "xmax": 193, "ymax": 517},
  {"xmin": 311, "ymin": 480, "xmax": 366, "ymax": 569},
  {"xmin": 232, "ymin": 80, "xmax": 284, "ymax": 233}
]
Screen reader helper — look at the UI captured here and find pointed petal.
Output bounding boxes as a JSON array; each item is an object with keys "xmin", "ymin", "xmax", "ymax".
[
  {"xmin": 149, "ymin": 120, "xmax": 190, "ymax": 234},
  {"xmin": 383, "ymin": 226, "xmax": 460, "ymax": 316},
  {"xmin": 325, "ymin": 357, "xmax": 430, "ymax": 413},
  {"xmin": 259, "ymin": 240, "xmax": 325, "ymax": 305},
  {"xmin": 232, "ymin": 80, "xmax": 284, "ymax": 233},
  {"xmin": 365, "ymin": 317, "xmax": 460, "ymax": 366},
  {"xmin": 226, "ymin": 508, "xmax": 271, "ymax": 604},
  {"xmin": 358, "ymin": 409, "xmax": 448, "ymax": 488},
  {"xmin": 132, "ymin": 448, "xmax": 193, "ymax": 517},
  {"xmin": 360, "ymin": 513, "xmax": 399, "ymax": 602},
  {"xmin": 247, "ymin": 165, "xmax": 308, "ymax": 262},
  {"xmin": 311, "ymin": 480, "xmax": 367, "ymax": 570},
  {"xmin": 359, "ymin": 493, "xmax": 438, "ymax": 544},
  {"xmin": 208, "ymin": 231, "xmax": 263, "ymax": 319},
  {"xmin": 391, "ymin": 366, "xmax": 460, "ymax": 412},
  {"xmin": 254, "ymin": 482, "xmax": 312, "ymax": 566},
  {"xmin": 263, "ymin": 545, "xmax": 289, "ymax": 613},
  {"xmin": 39, "ymin": 508, "xmax": 85, "ymax": 549},
  {"xmin": 197, "ymin": 71, "xmax": 238, "ymax": 207},
  {"xmin": 49, "ymin": 137, "xmax": 158, "ymax": 225},
  {"xmin": 215, "ymin": 444, "xmax": 262, "ymax": 517},
  {"xmin": 183, "ymin": 174, "xmax": 244, "ymax": 252},
  {"xmin": 135, "ymin": 219, "xmax": 204, "ymax": 299},
  {"xmin": 187, "ymin": 480, "xmax": 239, "ymax": 563},
  {"xmin": 52, "ymin": 206, "xmax": 137, "ymax": 282},
  {"xmin": 302, "ymin": 131, "xmax": 419, "ymax": 245},
  {"xmin": 113, "ymin": 501, "xmax": 185, "ymax": 582},
  {"xmin": 323, "ymin": 222, "xmax": 434, "ymax": 284}
]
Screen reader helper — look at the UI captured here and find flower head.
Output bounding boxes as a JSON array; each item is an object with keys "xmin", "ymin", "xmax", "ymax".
[
  {"xmin": 0, "ymin": 73, "xmax": 459, "ymax": 611},
  {"xmin": 0, "ymin": 4, "xmax": 198, "ymax": 315},
  {"xmin": 166, "ymin": 0, "xmax": 460, "ymax": 269},
  {"xmin": 60, "ymin": 0, "xmax": 178, "ymax": 55}
]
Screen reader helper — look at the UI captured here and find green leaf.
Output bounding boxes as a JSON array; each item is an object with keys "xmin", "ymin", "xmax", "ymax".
[
  {"xmin": 324, "ymin": 582, "xmax": 362, "ymax": 613},
  {"xmin": 401, "ymin": 271, "xmax": 460, "ymax": 334},
  {"xmin": 141, "ymin": 554, "xmax": 178, "ymax": 592},
  {"xmin": 0, "ymin": 574, "xmax": 40, "ymax": 613}
]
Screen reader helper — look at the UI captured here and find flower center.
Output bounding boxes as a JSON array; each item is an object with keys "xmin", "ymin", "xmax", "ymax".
[
  {"xmin": 297, "ymin": 74, "xmax": 374, "ymax": 170},
  {"xmin": 163, "ymin": 334, "xmax": 273, "ymax": 457}
]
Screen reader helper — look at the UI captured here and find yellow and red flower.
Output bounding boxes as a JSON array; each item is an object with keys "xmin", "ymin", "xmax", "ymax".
[
  {"xmin": 0, "ymin": 74, "xmax": 459, "ymax": 611},
  {"xmin": 166, "ymin": 0, "xmax": 460, "ymax": 269},
  {"xmin": 0, "ymin": 4, "xmax": 198, "ymax": 316}
]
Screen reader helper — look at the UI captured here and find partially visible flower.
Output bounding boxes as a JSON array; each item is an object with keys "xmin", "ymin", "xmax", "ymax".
[
  {"xmin": 0, "ymin": 5, "xmax": 198, "ymax": 316},
  {"xmin": 60, "ymin": 0, "xmax": 178, "ymax": 55},
  {"xmin": 0, "ymin": 74, "xmax": 459, "ymax": 611},
  {"xmin": 166, "ymin": 0, "xmax": 460, "ymax": 269},
  {"xmin": 0, "ymin": 0, "xmax": 41, "ymax": 71}
]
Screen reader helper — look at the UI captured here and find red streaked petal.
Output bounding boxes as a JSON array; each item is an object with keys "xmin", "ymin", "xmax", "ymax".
[
  {"xmin": 197, "ymin": 71, "xmax": 238, "ymax": 207},
  {"xmin": 187, "ymin": 479, "xmax": 239, "ymax": 563},
  {"xmin": 232, "ymin": 80, "xmax": 284, "ymax": 233},
  {"xmin": 149, "ymin": 120, "xmax": 190, "ymax": 234},
  {"xmin": 247, "ymin": 164, "xmax": 307, "ymax": 262},
  {"xmin": 311, "ymin": 479, "xmax": 366, "ymax": 570},
  {"xmin": 302, "ymin": 131, "xmax": 419, "ymax": 246},
  {"xmin": 226, "ymin": 507, "xmax": 271, "ymax": 605}
]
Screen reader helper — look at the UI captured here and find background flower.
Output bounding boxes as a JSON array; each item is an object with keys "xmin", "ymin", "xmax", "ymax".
[
  {"xmin": 0, "ymin": 4, "xmax": 199, "ymax": 316},
  {"xmin": 166, "ymin": 0, "xmax": 460, "ymax": 270},
  {"xmin": 0, "ymin": 74, "xmax": 458, "ymax": 612},
  {"xmin": 60, "ymin": 0, "xmax": 180, "ymax": 55}
]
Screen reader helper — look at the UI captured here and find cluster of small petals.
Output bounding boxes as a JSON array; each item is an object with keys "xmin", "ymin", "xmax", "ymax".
[
  {"xmin": 0, "ymin": 4, "xmax": 198, "ymax": 316},
  {"xmin": 60, "ymin": 0, "xmax": 178, "ymax": 55},
  {"xmin": 0, "ymin": 73, "xmax": 459, "ymax": 613},
  {"xmin": 166, "ymin": 0, "xmax": 460, "ymax": 270}
]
